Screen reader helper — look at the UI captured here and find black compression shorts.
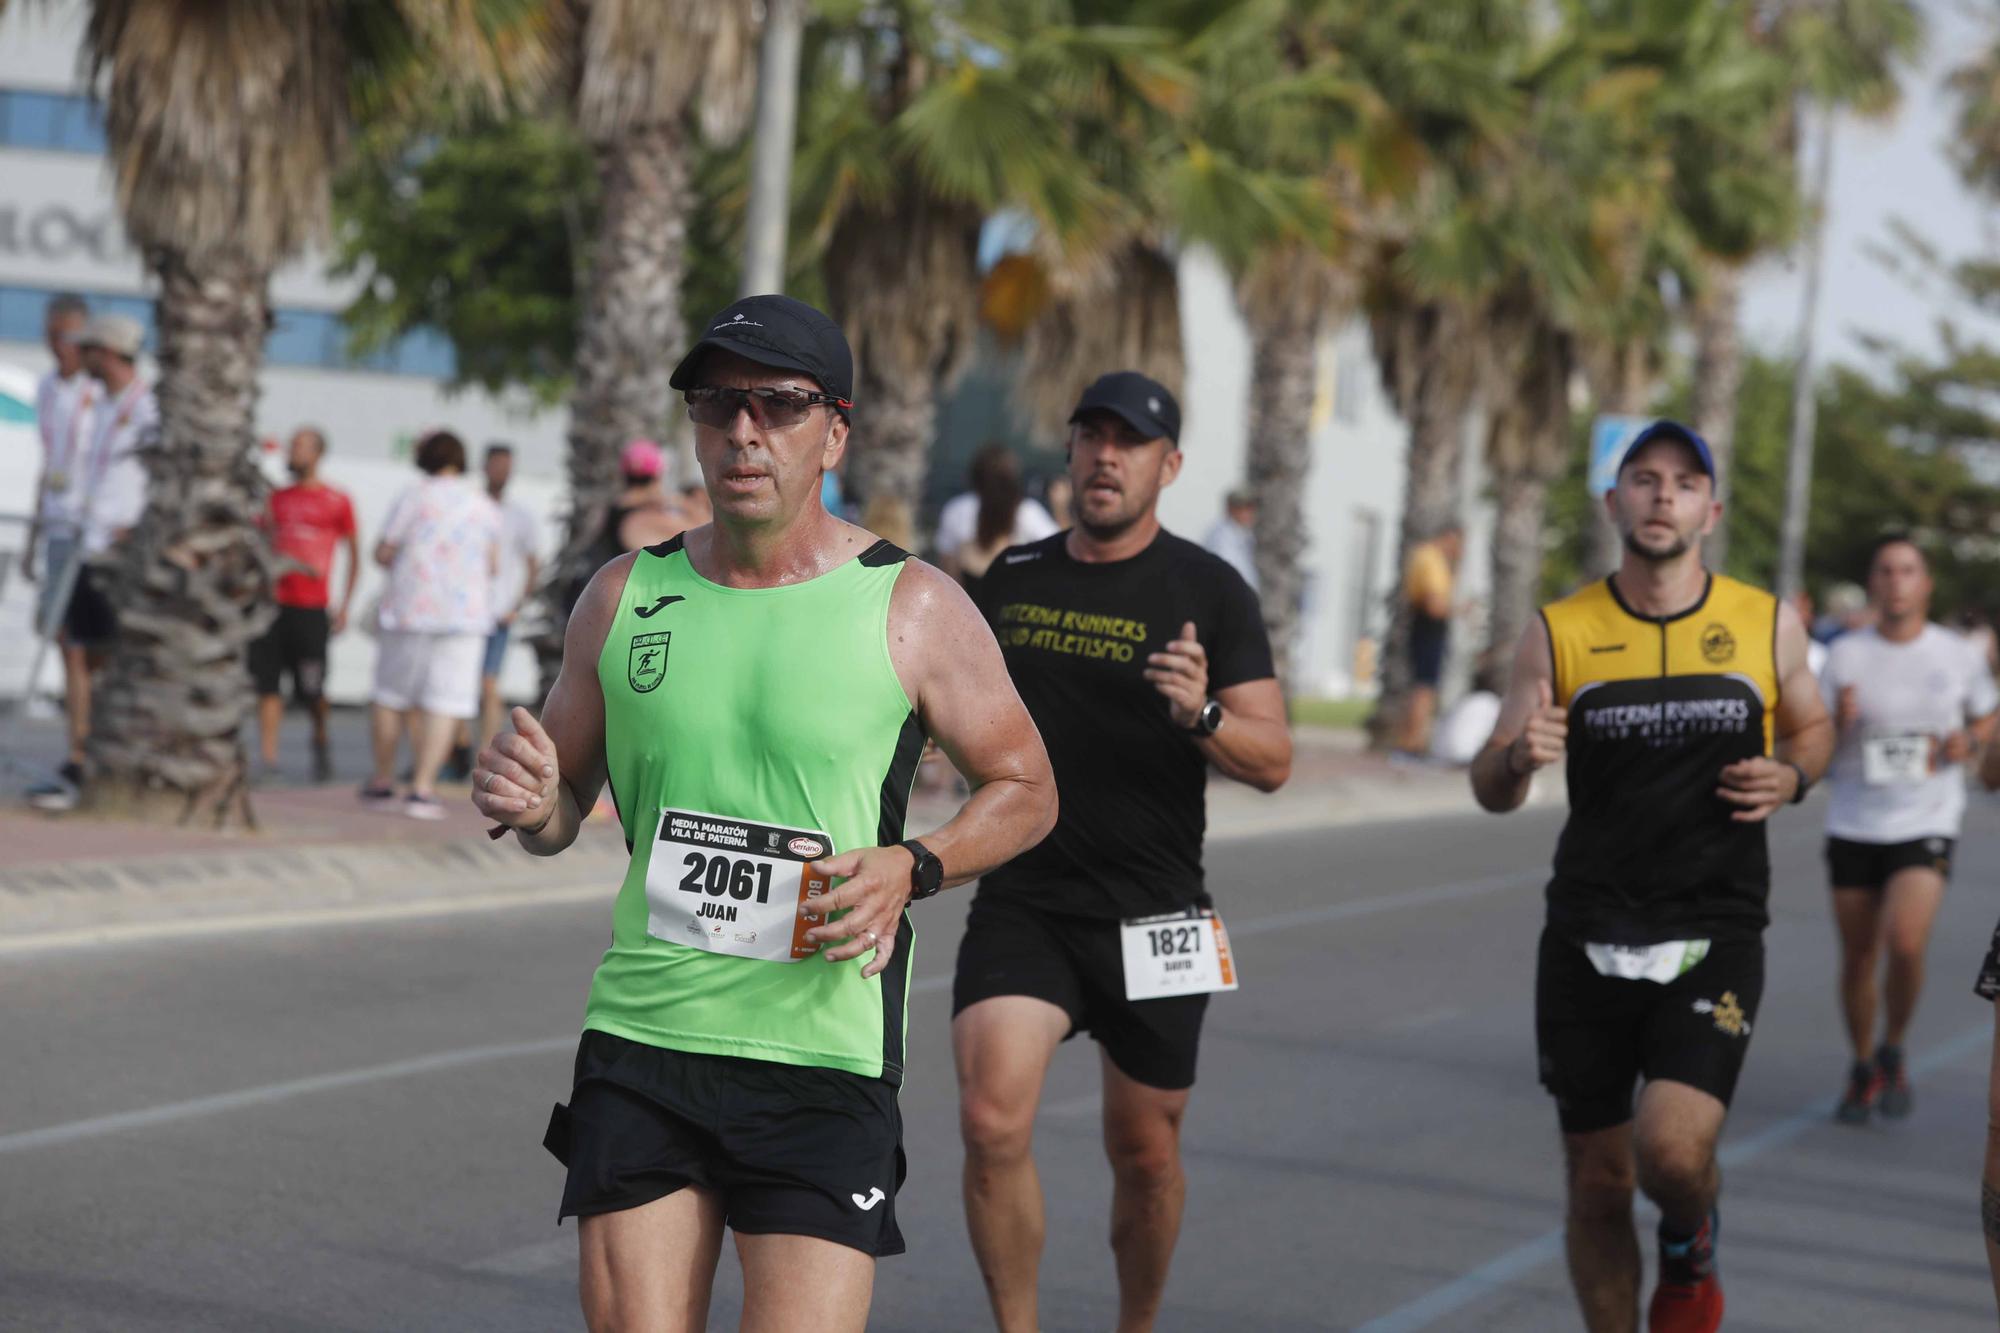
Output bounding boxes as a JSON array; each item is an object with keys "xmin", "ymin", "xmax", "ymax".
[
  {"xmin": 952, "ymin": 893, "xmax": 1208, "ymax": 1091},
  {"xmin": 1535, "ymin": 928, "xmax": 1764, "ymax": 1134},
  {"xmin": 1826, "ymin": 835, "xmax": 1955, "ymax": 892},
  {"xmin": 544, "ymin": 1031, "xmax": 906, "ymax": 1257}
]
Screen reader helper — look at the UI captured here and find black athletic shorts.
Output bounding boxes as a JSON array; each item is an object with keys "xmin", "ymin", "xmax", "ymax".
[
  {"xmin": 1535, "ymin": 928, "xmax": 1765, "ymax": 1134},
  {"xmin": 63, "ymin": 564, "xmax": 117, "ymax": 647},
  {"xmin": 248, "ymin": 605, "xmax": 330, "ymax": 703},
  {"xmin": 1973, "ymin": 918, "xmax": 2000, "ymax": 1001},
  {"xmin": 952, "ymin": 893, "xmax": 1208, "ymax": 1091},
  {"xmin": 543, "ymin": 1030, "xmax": 906, "ymax": 1257},
  {"xmin": 1410, "ymin": 614, "xmax": 1448, "ymax": 688},
  {"xmin": 1826, "ymin": 835, "xmax": 1955, "ymax": 891}
]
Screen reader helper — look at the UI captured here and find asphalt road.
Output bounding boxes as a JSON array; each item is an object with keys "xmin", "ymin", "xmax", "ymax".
[{"xmin": 4, "ymin": 794, "xmax": 1998, "ymax": 1331}]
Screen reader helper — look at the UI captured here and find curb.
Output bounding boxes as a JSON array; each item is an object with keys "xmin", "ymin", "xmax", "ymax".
[{"xmin": 0, "ymin": 768, "xmax": 1560, "ymax": 949}]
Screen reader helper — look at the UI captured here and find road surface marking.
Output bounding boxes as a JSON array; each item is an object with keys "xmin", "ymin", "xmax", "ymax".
[{"xmin": 1351, "ymin": 1021, "xmax": 1994, "ymax": 1333}]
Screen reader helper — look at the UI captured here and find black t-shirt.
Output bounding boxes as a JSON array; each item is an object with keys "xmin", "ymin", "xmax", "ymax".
[{"xmin": 975, "ymin": 529, "xmax": 1276, "ymax": 919}]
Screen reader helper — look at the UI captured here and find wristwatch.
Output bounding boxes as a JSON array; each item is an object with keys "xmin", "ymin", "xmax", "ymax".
[
  {"xmin": 901, "ymin": 839, "xmax": 944, "ymax": 900},
  {"xmin": 1184, "ymin": 698, "xmax": 1224, "ymax": 737}
]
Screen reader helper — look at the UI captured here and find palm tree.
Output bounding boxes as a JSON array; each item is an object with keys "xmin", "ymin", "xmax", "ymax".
[
  {"xmin": 792, "ymin": 1, "xmax": 1112, "ymax": 512},
  {"xmin": 0, "ymin": 0, "xmax": 548, "ymax": 825},
  {"xmin": 548, "ymin": 0, "xmax": 761, "ymax": 638}
]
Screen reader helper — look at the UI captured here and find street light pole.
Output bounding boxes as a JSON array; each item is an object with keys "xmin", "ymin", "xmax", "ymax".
[
  {"xmin": 741, "ymin": 0, "xmax": 805, "ymax": 296},
  {"xmin": 1777, "ymin": 101, "xmax": 1836, "ymax": 602}
]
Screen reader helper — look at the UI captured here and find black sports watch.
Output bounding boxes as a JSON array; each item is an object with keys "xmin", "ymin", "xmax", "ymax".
[
  {"xmin": 1184, "ymin": 698, "xmax": 1224, "ymax": 737},
  {"xmin": 901, "ymin": 839, "xmax": 944, "ymax": 900}
]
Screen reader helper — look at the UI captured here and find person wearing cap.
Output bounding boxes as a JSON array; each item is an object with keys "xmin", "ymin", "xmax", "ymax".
[
  {"xmin": 1200, "ymin": 485, "xmax": 1259, "ymax": 592},
  {"xmin": 472, "ymin": 294, "xmax": 1055, "ymax": 1332},
  {"xmin": 1470, "ymin": 419, "xmax": 1831, "ymax": 1332},
  {"xmin": 951, "ymin": 371, "xmax": 1292, "ymax": 1333},
  {"xmin": 26, "ymin": 311, "xmax": 156, "ymax": 813}
]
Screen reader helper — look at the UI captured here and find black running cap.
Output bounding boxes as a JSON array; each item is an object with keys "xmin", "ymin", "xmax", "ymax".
[
  {"xmin": 669, "ymin": 294, "xmax": 854, "ymax": 415},
  {"xmin": 1069, "ymin": 371, "xmax": 1180, "ymax": 444}
]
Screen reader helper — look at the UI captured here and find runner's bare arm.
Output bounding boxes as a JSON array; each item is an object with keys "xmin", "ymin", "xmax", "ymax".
[
  {"xmin": 472, "ymin": 555, "xmax": 629, "ymax": 854},
  {"xmin": 1200, "ymin": 678, "xmax": 1291, "ymax": 791},
  {"xmin": 890, "ymin": 559, "xmax": 1056, "ymax": 882},
  {"xmin": 1471, "ymin": 619, "xmax": 1564, "ymax": 814},
  {"xmin": 1717, "ymin": 599, "xmax": 1832, "ymax": 822},
  {"xmin": 800, "ymin": 558, "xmax": 1057, "ymax": 979}
]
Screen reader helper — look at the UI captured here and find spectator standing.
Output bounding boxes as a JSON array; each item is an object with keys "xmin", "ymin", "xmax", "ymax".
[
  {"xmin": 27, "ymin": 293, "xmax": 95, "ymax": 619},
  {"xmin": 934, "ymin": 442, "xmax": 1058, "ymax": 596},
  {"xmin": 1202, "ymin": 487, "xmax": 1260, "ymax": 592},
  {"xmin": 26, "ymin": 314, "xmax": 155, "ymax": 812},
  {"xmin": 360, "ymin": 431, "xmax": 500, "ymax": 820},
  {"xmin": 1395, "ymin": 522, "xmax": 1464, "ymax": 759},
  {"xmin": 462, "ymin": 442, "xmax": 541, "ymax": 776},
  {"xmin": 249, "ymin": 427, "xmax": 359, "ymax": 782}
]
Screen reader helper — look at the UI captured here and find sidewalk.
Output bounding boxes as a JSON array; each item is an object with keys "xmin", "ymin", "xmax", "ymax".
[{"xmin": 0, "ymin": 716, "xmax": 1557, "ymax": 947}]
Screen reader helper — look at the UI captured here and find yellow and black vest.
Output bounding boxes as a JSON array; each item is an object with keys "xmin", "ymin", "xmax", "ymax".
[{"xmin": 1542, "ymin": 574, "xmax": 1781, "ymax": 944}]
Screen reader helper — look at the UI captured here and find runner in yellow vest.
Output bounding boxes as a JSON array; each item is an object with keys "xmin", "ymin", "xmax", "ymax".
[{"xmin": 473, "ymin": 295, "xmax": 1057, "ymax": 1333}]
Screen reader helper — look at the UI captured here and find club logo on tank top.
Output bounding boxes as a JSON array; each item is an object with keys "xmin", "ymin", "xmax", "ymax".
[{"xmin": 629, "ymin": 631, "xmax": 671, "ymax": 693}]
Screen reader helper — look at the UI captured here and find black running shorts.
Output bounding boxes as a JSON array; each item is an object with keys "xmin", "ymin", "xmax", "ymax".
[
  {"xmin": 544, "ymin": 1031, "xmax": 906, "ymax": 1257},
  {"xmin": 248, "ymin": 605, "xmax": 331, "ymax": 704},
  {"xmin": 952, "ymin": 893, "xmax": 1208, "ymax": 1091},
  {"xmin": 1973, "ymin": 918, "xmax": 2000, "ymax": 1001},
  {"xmin": 1825, "ymin": 835, "xmax": 1955, "ymax": 892},
  {"xmin": 1535, "ymin": 928, "xmax": 1765, "ymax": 1135}
]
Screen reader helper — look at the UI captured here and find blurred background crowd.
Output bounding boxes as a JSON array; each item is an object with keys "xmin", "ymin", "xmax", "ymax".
[{"xmin": 4, "ymin": 0, "xmax": 2000, "ymax": 826}]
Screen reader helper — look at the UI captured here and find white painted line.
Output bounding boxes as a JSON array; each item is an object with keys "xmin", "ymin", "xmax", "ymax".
[
  {"xmin": 1351, "ymin": 1021, "xmax": 1995, "ymax": 1333},
  {"xmin": 0, "ymin": 1036, "xmax": 575, "ymax": 1156},
  {"xmin": 465, "ymin": 1235, "xmax": 575, "ymax": 1277},
  {"xmin": 0, "ymin": 870, "xmax": 1534, "ymax": 1158},
  {"xmin": 0, "ymin": 883, "xmax": 613, "ymax": 957}
]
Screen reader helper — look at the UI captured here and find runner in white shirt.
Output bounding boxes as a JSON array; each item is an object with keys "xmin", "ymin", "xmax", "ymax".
[{"xmin": 1820, "ymin": 535, "xmax": 1999, "ymax": 1122}]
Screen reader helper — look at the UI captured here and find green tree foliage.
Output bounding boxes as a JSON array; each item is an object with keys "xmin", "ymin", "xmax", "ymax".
[{"xmin": 334, "ymin": 115, "xmax": 595, "ymax": 404}]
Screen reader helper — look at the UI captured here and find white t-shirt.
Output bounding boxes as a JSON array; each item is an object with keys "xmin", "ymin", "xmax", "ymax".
[
  {"xmin": 35, "ymin": 369, "xmax": 101, "ymax": 529},
  {"xmin": 377, "ymin": 476, "xmax": 502, "ymax": 635},
  {"xmin": 1820, "ymin": 623, "xmax": 2000, "ymax": 843},
  {"xmin": 489, "ymin": 496, "xmax": 542, "ymax": 628},
  {"xmin": 934, "ymin": 492, "xmax": 1058, "ymax": 558}
]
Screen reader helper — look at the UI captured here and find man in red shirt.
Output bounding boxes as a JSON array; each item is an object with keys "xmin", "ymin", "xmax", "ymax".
[{"xmin": 251, "ymin": 427, "xmax": 360, "ymax": 781}]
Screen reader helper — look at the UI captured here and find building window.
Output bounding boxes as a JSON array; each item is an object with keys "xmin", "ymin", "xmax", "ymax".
[
  {"xmin": 0, "ymin": 88, "xmax": 107, "ymax": 154},
  {"xmin": 0, "ymin": 285, "xmax": 457, "ymax": 379}
]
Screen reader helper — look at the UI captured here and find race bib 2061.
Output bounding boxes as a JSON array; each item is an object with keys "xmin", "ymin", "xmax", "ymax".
[{"xmin": 644, "ymin": 809, "xmax": 835, "ymax": 962}]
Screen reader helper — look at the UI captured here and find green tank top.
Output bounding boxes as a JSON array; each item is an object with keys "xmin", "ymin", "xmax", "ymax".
[{"xmin": 583, "ymin": 533, "xmax": 926, "ymax": 1083}]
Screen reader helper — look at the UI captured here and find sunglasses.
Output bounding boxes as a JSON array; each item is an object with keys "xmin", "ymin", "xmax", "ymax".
[{"xmin": 685, "ymin": 386, "xmax": 851, "ymax": 430}]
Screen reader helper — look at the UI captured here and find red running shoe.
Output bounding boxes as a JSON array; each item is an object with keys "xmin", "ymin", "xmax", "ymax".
[{"xmin": 1649, "ymin": 1211, "xmax": 1724, "ymax": 1333}]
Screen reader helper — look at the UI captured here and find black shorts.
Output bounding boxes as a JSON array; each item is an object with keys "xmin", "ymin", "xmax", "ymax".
[
  {"xmin": 543, "ymin": 1031, "xmax": 906, "ymax": 1257},
  {"xmin": 1826, "ymin": 835, "xmax": 1955, "ymax": 891},
  {"xmin": 1535, "ymin": 928, "xmax": 1765, "ymax": 1134},
  {"xmin": 952, "ymin": 893, "xmax": 1208, "ymax": 1091},
  {"xmin": 1973, "ymin": 919, "xmax": 2000, "ymax": 1001},
  {"xmin": 63, "ymin": 564, "xmax": 117, "ymax": 647},
  {"xmin": 248, "ymin": 605, "xmax": 330, "ymax": 703},
  {"xmin": 1410, "ymin": 614, "xmax": 1448, "ymax": 688}
]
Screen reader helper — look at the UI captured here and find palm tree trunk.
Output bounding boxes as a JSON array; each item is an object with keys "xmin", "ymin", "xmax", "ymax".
[
  {"xmin": 540, "ymin": 121, "xmax": 690, "ymax": 688},
  {"xmin": 85, "ymin": 250, "xmax": 275, "ymax": 828},
  {"xmin": 1691, "ymin": 260, "xmax": 1744, "ymax": 571},
  {"xmin": 1370, "ymin": 304, "xmax": 1475, "ymax": 749},
  {"xmin": 1244, "ymin": 308, "xmax": 1317, "ymax": 695},
  {"xmin": 847, "ymin": 366, "xmax": 936, "ymax": 510},
  {"xmin": 1488, "ymin": 465, "xmax": 1550, "ymax": 662}
]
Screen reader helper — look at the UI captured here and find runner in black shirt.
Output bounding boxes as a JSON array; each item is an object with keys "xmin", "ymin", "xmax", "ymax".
[{"xmin": 953, "ymin": 372, "xmax": 1292, "ymax": 1333}]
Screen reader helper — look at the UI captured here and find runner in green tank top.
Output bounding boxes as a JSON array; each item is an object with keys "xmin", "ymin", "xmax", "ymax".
[{"xmin": 471, "ymin": 295, "xmax": 1056, "ymax": 1333}]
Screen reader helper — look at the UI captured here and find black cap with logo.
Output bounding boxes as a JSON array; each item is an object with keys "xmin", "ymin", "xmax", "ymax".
[
  {"xmin": 669, "ymin": 294, "xmax": 854, "ymax": 417},
  {"xmin": 1068, "ymin": 371, "xmax": 1181, "ymax": 444}
]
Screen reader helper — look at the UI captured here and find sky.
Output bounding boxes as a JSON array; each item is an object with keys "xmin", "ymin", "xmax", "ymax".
[{"xmin": 1740, "ymin": 0, "xmax": 2000, "ymax": 367}]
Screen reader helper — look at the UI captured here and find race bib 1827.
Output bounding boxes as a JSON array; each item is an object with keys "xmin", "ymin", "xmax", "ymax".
[
  {"xmin": 1119, "ymin": 907, "xmax": 1239, "ymax": 1001},
  {"xmin": 644, "ymin": 809, "xmax": 835, "ymax": 962}
]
